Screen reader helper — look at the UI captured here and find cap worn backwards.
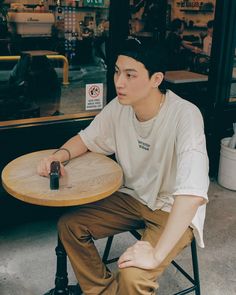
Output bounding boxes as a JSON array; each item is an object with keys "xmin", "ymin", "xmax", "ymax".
[{"xmin": 117, "ymin": 36, "xmax": 167, "ymax": 75}]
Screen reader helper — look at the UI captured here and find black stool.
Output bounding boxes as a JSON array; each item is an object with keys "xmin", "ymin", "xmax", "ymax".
[
  {"xmin": 45, "ymin": 231, "xmax": 201, "ymax": 295},
  {"xmin": 102, "ymin": 230, "xmax": 201, "ymax": 295}
]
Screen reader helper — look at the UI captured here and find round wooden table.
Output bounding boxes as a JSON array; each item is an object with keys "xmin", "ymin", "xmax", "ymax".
[
  {"xmin": 2, "ymin": 149, "xmax": 123, "ymax": 207},
  {"xmin": 1, "ymin": 149, "xmax": 123, "ymax": 295}
]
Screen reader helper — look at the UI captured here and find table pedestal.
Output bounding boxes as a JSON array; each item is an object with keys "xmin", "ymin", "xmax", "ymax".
[{"xmin": 44, "ymin": 236, "xmax": 82, "ymax": 295}]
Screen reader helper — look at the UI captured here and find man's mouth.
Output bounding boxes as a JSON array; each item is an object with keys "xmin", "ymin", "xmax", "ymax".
[{"xmin": 117, "ymin": 92, "xmax": 126, "ymax": 97}]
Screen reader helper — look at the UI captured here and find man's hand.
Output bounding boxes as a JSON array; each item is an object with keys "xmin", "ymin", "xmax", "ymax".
[
  {"xmin": 118, "ymin": 241, "xmax": 160, "ymax": 270},
  {"xmin": 37, "ymin": 155, "xmax": 66, "ymax": 177}
]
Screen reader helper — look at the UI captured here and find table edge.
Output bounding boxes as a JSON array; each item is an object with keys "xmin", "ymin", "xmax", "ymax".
[
  {"xmin": 1, "ymin": 150, "xmax": 123, "ymax": 207},
  {"xmin": 2, "ymin": 174, "xmax": 123, "ymax": 207}
]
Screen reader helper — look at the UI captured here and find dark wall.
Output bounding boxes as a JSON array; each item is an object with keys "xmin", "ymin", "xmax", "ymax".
[
  {"xmin": 206, "ymin": 0, "xmax": 236, "ymax": 176},
  {"xmin": 0, "ymin": 117, "xmax": 93, "ymax": 228},
  {"xmin": 106, "ymin": 0, "xmax": 130, "ymax": 102}
]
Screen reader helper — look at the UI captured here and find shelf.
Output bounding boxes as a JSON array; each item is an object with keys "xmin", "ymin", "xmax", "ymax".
[
  {"xmin": 185, "ymin": 26, "xmax": 207, "ymax": 31},
  {"xmin": 180, "ymin": 9, "xmax": 213, "ymax": 13}
]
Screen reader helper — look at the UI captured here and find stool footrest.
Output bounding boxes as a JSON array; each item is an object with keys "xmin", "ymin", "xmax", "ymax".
[
  {"xmin": 102, "ymin": 231, "xmax": 201, "ymax": 295},
  {"xmin": 173, "ymin": 285, "xmax": 197, "ymax": 295},
  {"xmin": 171, "ymin": 260, "xmax": 195, "ymax": 284}
]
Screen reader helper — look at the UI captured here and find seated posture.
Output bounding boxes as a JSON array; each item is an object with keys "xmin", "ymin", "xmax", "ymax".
[
  {"xmin": 193, "ymin": 20, "xmax": 214, "ymax": 74},
  {"xmin": 165, "ymin": 18, "xmax": 202, "ymax": 70},
  {"xmin": 38, "ymin": 37, "xmax": 209, "ymax": 295},
  {"xmin": 203, "ymin": 20, "xmax": 214, "ymax": 57}
]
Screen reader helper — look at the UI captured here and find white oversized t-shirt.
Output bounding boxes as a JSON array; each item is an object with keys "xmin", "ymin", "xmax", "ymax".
[{"xmin": 79, "ymin": 90, "xmax": 209, "ymax": 247}]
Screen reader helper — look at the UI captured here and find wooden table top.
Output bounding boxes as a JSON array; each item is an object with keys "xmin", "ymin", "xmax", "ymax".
[
  {"xmin": 165, "ymin": 70, "xmax": 208, "ymax": 84},
  {"xmin": 1, "ymin": 150, "xmax": 123, "ymax": 207}
]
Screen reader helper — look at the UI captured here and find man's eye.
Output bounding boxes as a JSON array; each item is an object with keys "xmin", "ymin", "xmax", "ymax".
[{"xmin": 127, "ymin": 73, "xmax": 135, "ymax": 78}]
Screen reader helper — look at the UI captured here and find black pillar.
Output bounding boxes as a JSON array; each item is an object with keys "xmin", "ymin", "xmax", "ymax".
[{"xmin": 106, "ymin": 0, "xmax": 130, "ymax": 102}]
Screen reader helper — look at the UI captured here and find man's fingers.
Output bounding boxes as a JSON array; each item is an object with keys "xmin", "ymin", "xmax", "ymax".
[
  {"xmin": 118, "ymin": 253, "xmax": 131, "ymax": 264},
  {"xmin": 37, "ymin": 155, "xmax": 65, "ymax": 177},
  {"xmin": 118, "ymin": 260, "xmax": 134, "ymax": 268},
  {"xmin": 46, "ymin": 160, "xmax": 52, "ymax": 175},
  {"xmin": 37, "ymin": 160, "xmax": 49, "ymax": 177},
  {"xmin": 60, "ymin": 163, "xmax": 66, "ymax": 176},
  {"xmin": 118, "ymin": 252, "xmax": 134, "ymax": 268}
]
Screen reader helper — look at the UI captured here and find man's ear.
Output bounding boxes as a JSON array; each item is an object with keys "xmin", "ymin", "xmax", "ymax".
[{"xmin": 152, "ymin": 72, "xmax": 164, "ymax": 88}]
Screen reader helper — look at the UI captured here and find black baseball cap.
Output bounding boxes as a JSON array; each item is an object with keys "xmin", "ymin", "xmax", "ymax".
[{"xmin": 117, "ymin": 36, "xmax": 167, "ymax": 75}]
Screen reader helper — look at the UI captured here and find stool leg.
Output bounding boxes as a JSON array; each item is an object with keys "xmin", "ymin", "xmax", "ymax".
[
  {"xmin": 102, "ymin": 236, "xmax": 114, "ymax": 263},
  {"xmin": 191, "ymin": 239, "xmax": 201, "ymax": 295},
  {"xmin": 44, "ymin": 235, "xmax": 69, "ymax": 295}
]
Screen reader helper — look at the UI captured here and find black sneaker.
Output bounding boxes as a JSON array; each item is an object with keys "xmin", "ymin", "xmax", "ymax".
[{"xmin": 43, "ymin": 284, "xmax": 82, "ymax": 295}]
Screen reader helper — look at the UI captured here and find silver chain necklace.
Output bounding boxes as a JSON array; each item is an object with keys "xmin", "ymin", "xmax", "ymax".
[{"xmin": 133, "ymin": 94, "xmax": 165, "ymax": 139}]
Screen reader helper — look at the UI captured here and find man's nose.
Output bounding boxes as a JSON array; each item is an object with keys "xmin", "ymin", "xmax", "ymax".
[{"xmin": 115, "ymin": 74, "xmax": 125, "ymax": 88}]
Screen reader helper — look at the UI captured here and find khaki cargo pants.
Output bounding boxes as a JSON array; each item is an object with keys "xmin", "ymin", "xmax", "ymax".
[{"xmin": 58, "ymin": 192, "xmax": 193, "ymax": 295}]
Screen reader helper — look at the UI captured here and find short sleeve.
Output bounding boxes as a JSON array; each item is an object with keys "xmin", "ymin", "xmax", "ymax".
[
  {"xmin": 173, "ymin": 104, "xmax": 209, "ymax": 200},
  {"xmin": 79, "ymin": 102, "xmax": 116, "ymax": 155}
]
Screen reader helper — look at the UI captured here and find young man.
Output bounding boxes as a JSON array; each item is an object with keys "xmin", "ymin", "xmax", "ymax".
[
  {"xmin": 165, "ymin": 18, "xmax": 202, "ymax": 70},
  {"xmin": 203, "ymin": 20, "xmax": 214, "ymax": 57},
  {"xmin": 38, "ymin": 37, "xmax": 209, "ymax": 295}
]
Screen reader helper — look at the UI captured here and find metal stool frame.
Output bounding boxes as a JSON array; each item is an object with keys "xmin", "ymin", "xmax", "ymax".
[{"xmin": 102, "ymin": 230, "xmax": 201, "ymax": 295}]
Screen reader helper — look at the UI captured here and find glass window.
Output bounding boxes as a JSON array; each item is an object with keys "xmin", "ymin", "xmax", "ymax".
[
  {"xmin": 129, "ymin": 0, "xmax": 166, "ymax": 42},
  {"xmin": 0, "ymin": 0, "xmax": 109, "ymax": 122}
]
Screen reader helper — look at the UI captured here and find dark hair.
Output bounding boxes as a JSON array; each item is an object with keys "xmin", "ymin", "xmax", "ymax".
[
  {"xmin": 207, "ymin": 20, "xmax": 214, "ymax": 29},
  {"xmin": 170, "ymin": 18, "xmax": 183, "ymax": 32},
  {"xmin": 117, "ymin": 37, "xmax": 167, "ymax": 93}
]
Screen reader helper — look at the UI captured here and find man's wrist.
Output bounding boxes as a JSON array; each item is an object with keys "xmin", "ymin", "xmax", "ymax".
[
  {"xmin": 53, "ymin": 148, "xmax": 71, "ymax": 165},
  {"xmin": 153, "ymin": 250, "xmax": 164, "ymax": 268}
]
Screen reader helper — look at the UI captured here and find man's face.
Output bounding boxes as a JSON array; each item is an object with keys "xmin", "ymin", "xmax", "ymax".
[{"xmin": 114, "ymin": 55, "xmax": 154, "ymax": 108}]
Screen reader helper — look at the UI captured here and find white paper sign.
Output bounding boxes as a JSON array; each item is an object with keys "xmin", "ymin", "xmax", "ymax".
[{"xmin": 86, "ymin": 83, "xmax": 103, "ymax": 110}]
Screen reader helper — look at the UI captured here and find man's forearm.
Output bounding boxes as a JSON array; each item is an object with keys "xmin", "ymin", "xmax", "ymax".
[
  {"xmin": 54, "ymin": 134, "xmax": 88, "ymax": 163},
  {"xmin": 154, "ymin": 195, "xmax": 205, "ymax": 265}
]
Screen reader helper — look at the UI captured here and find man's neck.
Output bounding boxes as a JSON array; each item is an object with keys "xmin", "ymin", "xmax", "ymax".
[{"xmin": 134, "ymin": 91, "xmax": 165, "ymax": 122}]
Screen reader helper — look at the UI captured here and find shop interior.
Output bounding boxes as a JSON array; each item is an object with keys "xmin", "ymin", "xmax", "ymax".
[
  {"xmin": 0, "ymin": 0, "xmax": 110, "ymax": 119},
  {"xmin": 0, "ymin": 0, "xmax": 217, "ymax": 120}
]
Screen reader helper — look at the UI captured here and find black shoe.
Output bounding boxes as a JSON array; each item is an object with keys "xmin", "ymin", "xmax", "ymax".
[
  {"xmin": 68, "ymin": 284, "xmax": 83, "ymax": 295},
  {"xmin": 43, "ymin": 284, "xmax": 82, "ymax": 295}
]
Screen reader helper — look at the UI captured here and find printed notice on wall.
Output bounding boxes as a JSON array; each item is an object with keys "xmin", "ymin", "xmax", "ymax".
[{"xmin": 85, "ymin": 83, "xmax": 103, "ymax": 110}]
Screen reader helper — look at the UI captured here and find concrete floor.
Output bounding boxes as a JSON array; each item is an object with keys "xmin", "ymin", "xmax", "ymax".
[{"xmin": 0, "ymin": 180, "xmax": 235, "ymax": 295}]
